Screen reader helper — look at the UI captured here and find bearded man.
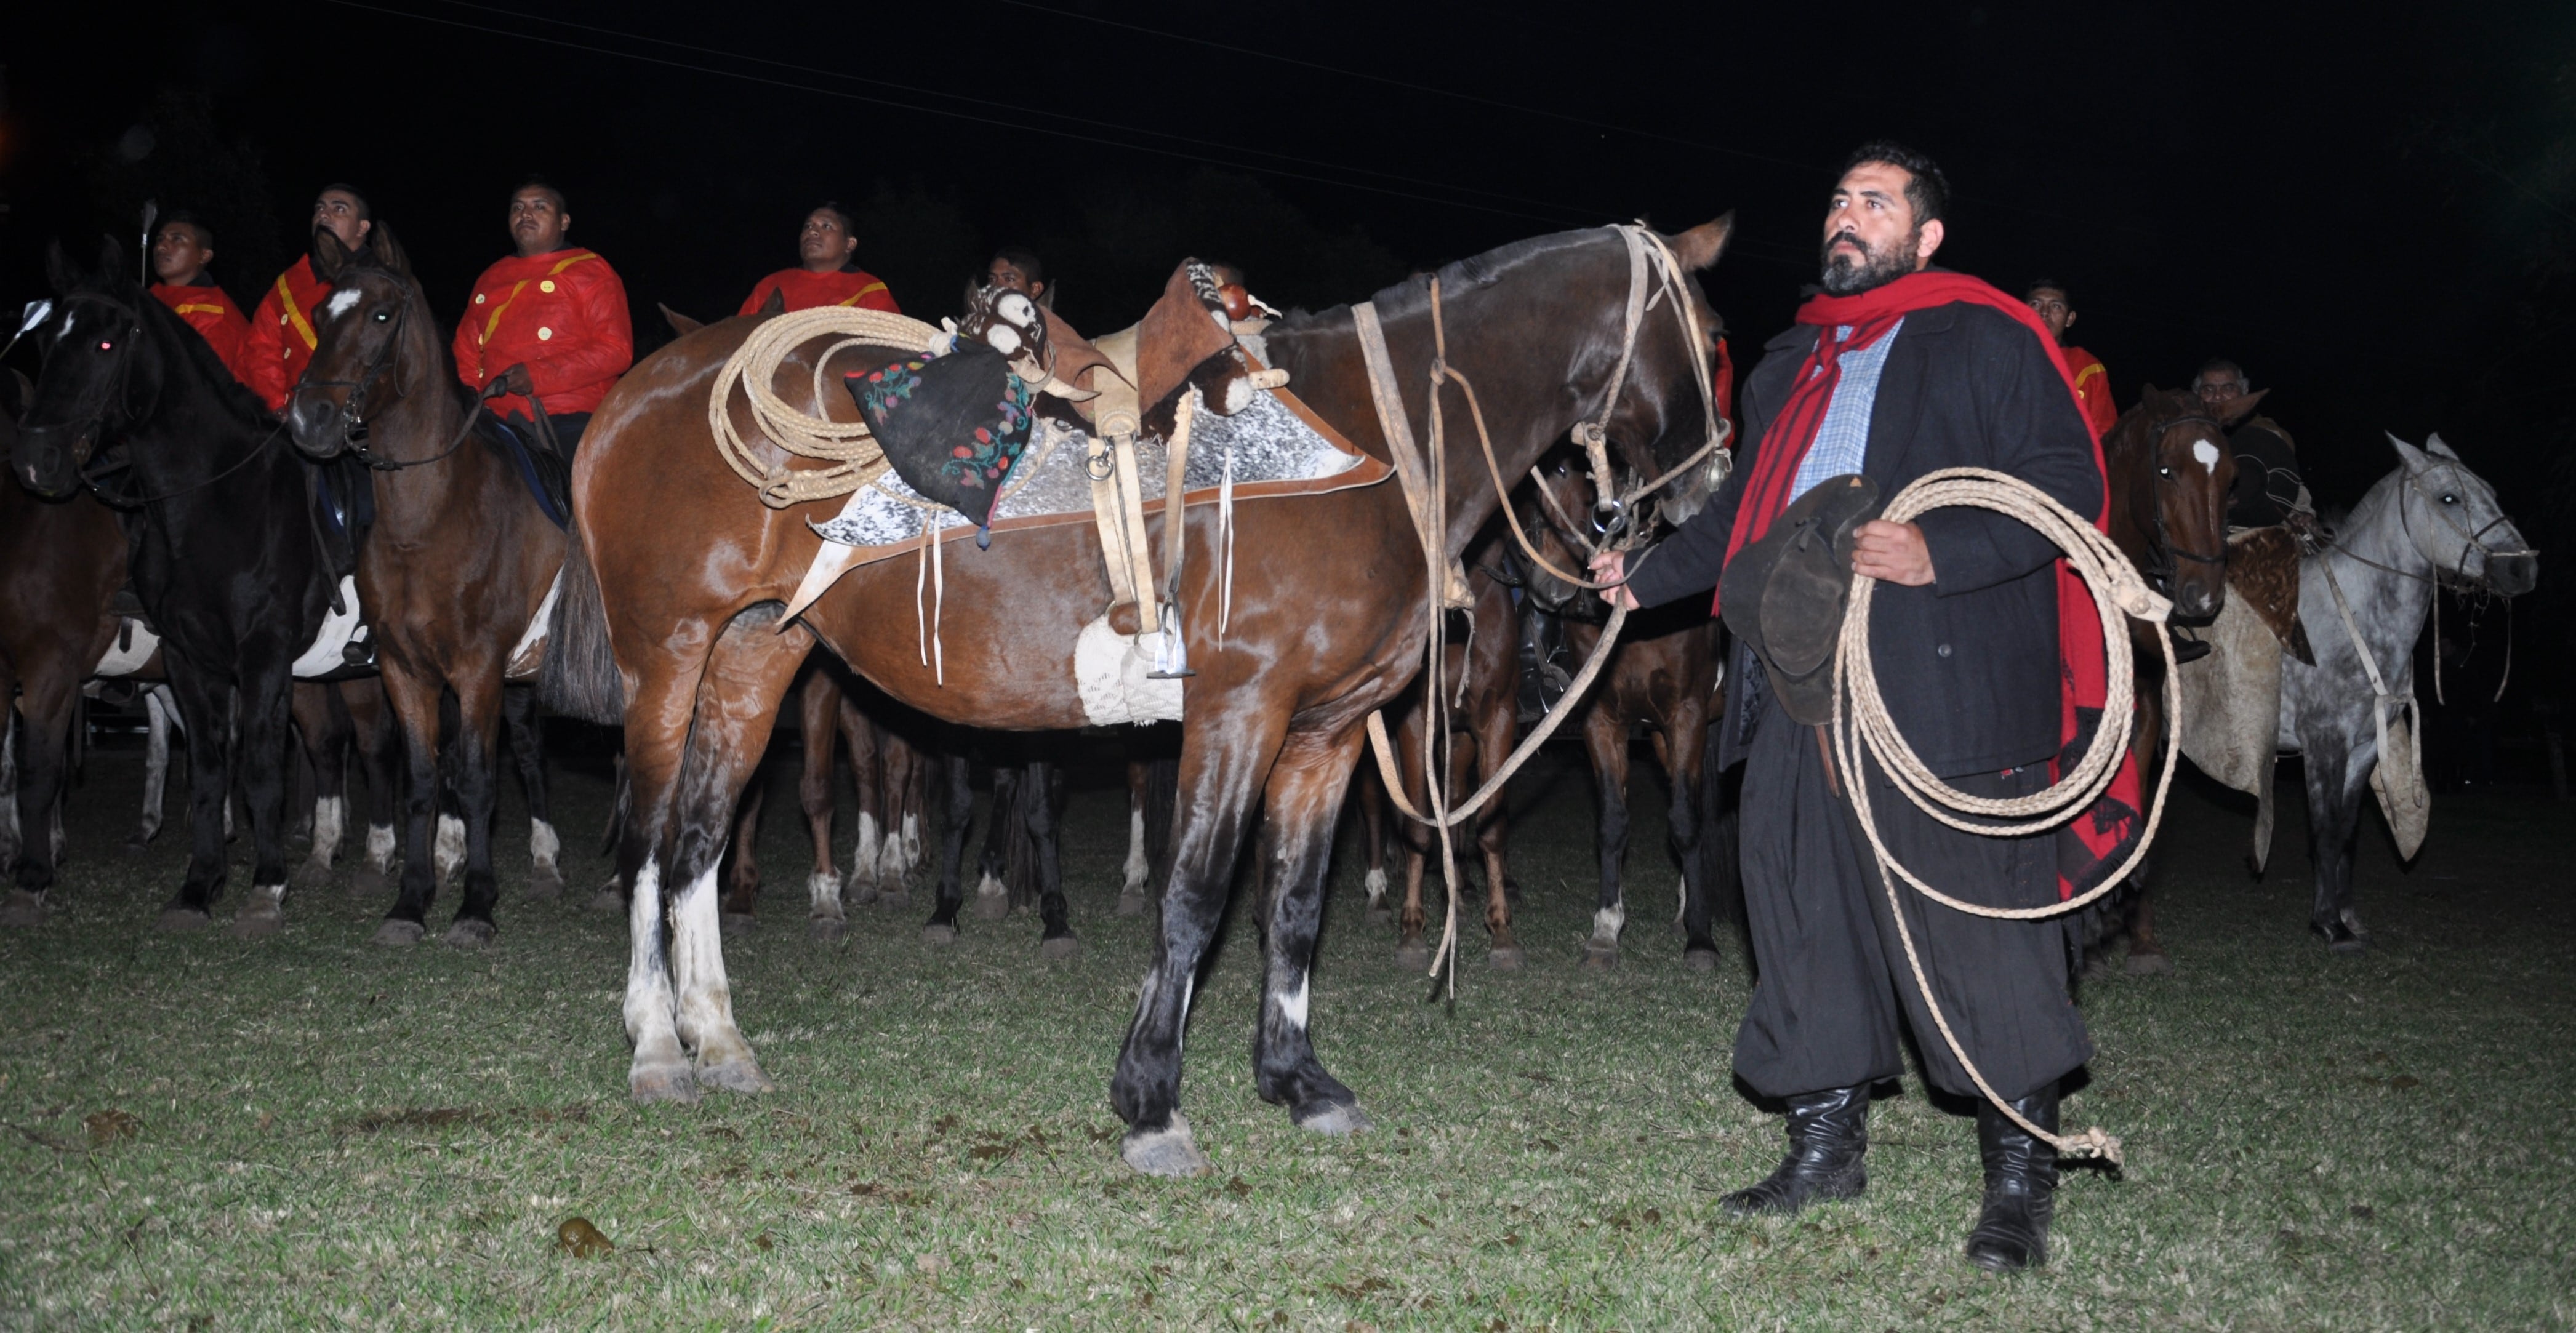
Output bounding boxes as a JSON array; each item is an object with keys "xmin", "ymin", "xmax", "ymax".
[
  {"xmin": 452, "ymin": 178, "xmax": 632, "ymax": 460},
  {"xmin": 246, "ymin": 184, "xmax": 372, "ymax": 412},
  {"xmin": 1592, "ymin": 142, "xmax": 2114, "ymax": 1272}
]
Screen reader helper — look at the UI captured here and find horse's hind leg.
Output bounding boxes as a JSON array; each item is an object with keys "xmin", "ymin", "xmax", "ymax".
[
  {"xmin": 723, "ymin": 780, "xmax": 764, "ymax": 929},
  {"xmin": 1390, "ymin": 707, "xmax": 1434, "ymax": 969},
  {"xmin": 227, "ymin": 663, "xmax": 298, "ymax": 939},
  {"xmin": 1355, "ymin": 760, "xmax": 1391, "ymax": 924},
  {"xmin": 2, "ymin": 673, "xmax": 79, "ymax": 926},
  {"xmin": 506, "ymin": 686, "xmax": 564, "ymax": 899},
  {"xmin": 1667, "ymin": 709, "xmax": 1721, "ymax": 971},
  {"xmin": 1112, "ymin": 704, "xmax": 1290, "ymax": 1176},
  {"xmin": 1122, "ymin": 759, "xmax": 1153, "ymax": 913},
  {"xmin": 1471, "ymin": 683, "xmax": 1522, "ymax": 969},
  {"xmin": 841, "ymin": 700, "xmax": 882, "ymax": 905},
  {"xmin": 289, "ymin": 682, "xmax": 350, "ymax": 891},
  {"xmin": 135, "ymin": 685, "xmax": 176, "ymax": 850},
  {"xmin": 375, "ymin": 664, "xmax": 446, "ymax": 945},
  {"xmin": 662, "ymin": 606, "xmax": 811, "ymax": 1094},
  {"xmin": 974, "ymin": 764, "xmax": 1017, "ymax": 921},
  {"xmin": 1029, "ymin": 761, "xmax": 1077, "ymax": 959},
  {"xmin": 2307, "ymin": 734, "xmax": 2371, "ymax": 953},
  {"xmin": 873, "ymin": 730, "xmax": 919, "ymax": 907},
  {"xmin": 344, "ymin": 679, "xmax": 401, "ymax": 900},
  {"xmin": 924, "ymin": 754, "xmax": 973, "ymax": 943},
  {"xmin": 796, "ymin": 670, "xmax": 846, "ymax": 939},
  {"xmin": 1254, "ymin": 726, "xmax": 1371, "ymax": 1134},
  {"xmin": 437, "ymin": 670, "xmax": 510, "ymax": 947},
  {"xmin": 1583, "ymin": 701, "xmax": 1632, "ymax": 967}
]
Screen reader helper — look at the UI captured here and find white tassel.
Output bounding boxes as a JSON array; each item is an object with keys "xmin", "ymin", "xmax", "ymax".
[
  {"xmin": 931, "ymin": 527, "xmax": 946, "ymax": 686},
  {"xmin": 1218, "ymin": 439, "xmax": 1237, "ymax": 646},
  {"xmin": 915, "ymin": 528, "xmax": 931, "ymax": 668}
]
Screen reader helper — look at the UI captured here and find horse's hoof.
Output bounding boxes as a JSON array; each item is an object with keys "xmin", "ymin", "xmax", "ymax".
[
  {"xmin": 586, "ymin": 884, "xmax": 625, "ymax": 915},
  {"xmin": 229, "ymin": 902, "xmax": 284, "ymax": 939},
  {"xmin": 877, "ymin": 889, "xmax": 911, "ymax": 910},
  {"xmin": 629, "ymin": 1064, "xmax": 700, "ymax": 1105},
  {"xmin": 1393, "ymin": 943, "xmax": 1431, "ymax": 971},
  {"xmin": 124, "ymin": 835, "xmax": 152, "ymax": 855},
  {"xmin": 2313, "ymin": 918, "xmax": 2369, "ymax": 955},
  {"xmin": 2124, "ymin": 948, "xmax": 2173, "ymax": 977},
  {"xmin": 1120, "ymin": 1113, "xmax": 1211, "ymax": 1177},
  {"xmin": 846, "ymin": 881, "xmax": 879, "ymax": 908},
  {"xmin": 156, "ymin": 907, "xmax": 211, "ymax": 934},
  {"xmin": 526, "ymin": 865, "xmax": 566, "ymax": 902},
  {"xmin": 1488, "ymin": 947, "xmax": 1525, "ymax": 971},
  {"xmin": 442, "ymin": 918, "xmax": 496, "ymax": 949},
  {"xmin": 1581, "ymin": 944, "xmax": 1619, "ymax": 971},
  {"xmin": 974, "ymin": 892, "xmax": 1009, "ymax": 922},
  {"xmin": 1293, "ymin": 1100, "xmax": 1374, "ymax": 1136},
  {"xmin": 1040, "ymin": 934, "xmax": 1081, "ymax": 961},
  {"xmin": 0, "ymin": 891, "xmax": 47, "ymax": 929},
  {"xmin": 2080, "ymin": 953, "xmax": 2117, "ymax": 983},
  {"xmin": 720, "ymin": 911, "xmax": 755, "ymax": 939},
  {"xmin": 1670, "ymin": 918, "xmax": 1689, "ymax": 938},
  {"xmin": 289, "ymin": 859, "xmax": 333, "ymax": 892},
  {"xmin": 1683, "ymin": 946, "xmax": 1721, "ymax": 973},
  {"xmin": 1117, "ymin": 891, "xmax": 1148, "ymax": 918},
  {"xmin": 695, "ymin": 1056, "xmax": 775, "ymax": 1095},
  {"xmin": 921, "ymin": 923, "xmax": 958, "ymax": 946},
  {"xmin": 345, "ymin": 866, "xmax": 388, "ymax": 900},
  {"xmin": 372, "ymin": 919, "xmax": 425, "ymax": 948},
  {"xmin": 1366, "ymin": 904, "xmax": 1392, "ymax": 926},
  {"xmin": 808, "ymin": 915, "xmax": 846, "ymax": 943},
  {"xmin": 2327, "ymin": 935, "xmax": 2369, "ymax": 957}
]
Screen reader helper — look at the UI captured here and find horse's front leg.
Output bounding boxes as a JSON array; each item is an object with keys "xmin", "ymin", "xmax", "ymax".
[
  {"xmin": 1471, "ymin": 684, "xmax": 1521, "ymax": 969},
  {"xmin": 1583, "ymin": 700, "xmax": 1632, "ymax": 967},
  {"xmin": 2307, "ymin": 731, "xmax": 2371, "ymax": 953},
  {"xmin": 158, "ymin": 659, "xmax": 234, "ymax": 929},
  {"xmin": 974, "ymin": 764, "xmax": 1017, "ymax": 921},
  {"xmin": 1028, "ymin": 760, "xmax": 1077, "ymax": 959},
  {"xmin": 1666, "ymin": 700, "xmax": 1720, "ymax": 971},
  {"xmin": 1113, "ymin": 703, "xmax": 1290, "ymax": 1177},
  {"xmin": 505, "ymin": 685, "xmax": 563, "ymax": 899},
  {"xmin": 345, "ymin": 679, "xmax": 403, "ymax": 900},
  {"xmin": 1254, "ymin": 725, "xmax": 1373, "ymax": 1134},
  {"xmin": 228, "ymin": 660, "xmax": 298, "ymax": 939},
  {"xmin": 287, "ymin": 682, "xmax": 350, "ymax": 891},
  {"xmin": 665, "ymin": 606, "xmax": 812, "ymax": 1093},
  {"xmin": 442, "ymin": 670, "xmax": 507, "ymax": 946},
  {"xmin": 923, "ymin": 755, "xmax": 973, "ymax": 943},
  {"xmin": 796, "ymin": 670, "xmax": 848, "ymax": 937},
  {"xmin": 375, "ymin": 661, "xmax": 446, "ymax": 945}
]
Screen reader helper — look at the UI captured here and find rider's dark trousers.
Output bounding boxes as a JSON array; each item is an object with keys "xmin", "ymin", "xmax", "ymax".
[{"xmin": 1731, "ymin": 696, "xmax": 2093, "ymax": 1102}]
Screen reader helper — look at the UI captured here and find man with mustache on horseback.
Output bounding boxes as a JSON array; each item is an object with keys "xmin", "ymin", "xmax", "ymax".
[
  {"xmin": 246, "ymin": 185, "xmax": 372, "ymax": 413},
  {"xmin": 1592, "ymin": 142, "xmax": 2114, "ymax": 1272},
  {"xmin": 2196, "ymin": 358, "xmax": 2316, "ymax": 538},
  {"xmin": 737, "ymin": 202, "xmax": 900, "ymax": 316},
  {"xmin": 452, "ymin": 177, "xmax": 632, "ymax": 461},
  {"xmin": 147, "ymin": 212, "xmax": 256, "ymax": 389}
]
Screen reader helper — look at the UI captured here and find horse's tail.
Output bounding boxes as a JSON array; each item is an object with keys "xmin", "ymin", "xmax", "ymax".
[{"xmin": 541, "ymin": 527, "xmax": 625, "ymax": 725}]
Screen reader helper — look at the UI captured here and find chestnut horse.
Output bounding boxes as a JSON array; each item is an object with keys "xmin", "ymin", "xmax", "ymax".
[
  {"xmin": 1520, "ymin": 450, "xmax": 1731, "ymax": 969},
  {"xmin": 283, "ymin": 225, "xmax": 568, "ymax": 947},
  {"xmin": 546, "ymin": 220, "xmax": 1731, "ymax": 1175}
]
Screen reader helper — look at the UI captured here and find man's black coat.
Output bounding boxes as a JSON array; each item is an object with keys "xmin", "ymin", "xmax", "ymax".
[{"xmin": 1624, "ymin": 295, "xmax": 2105, "ymax": 777}]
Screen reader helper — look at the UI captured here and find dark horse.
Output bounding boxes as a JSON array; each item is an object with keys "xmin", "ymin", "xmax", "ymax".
[
  {"xmin": 12, "ymin": 238, "xmax": 333, "ymax": 934},
  {"xmin": 1520, "ymin": 450, "xmax": 1733, "ymax": 970},
  {"xmin": 545, "ymin": 220, "xmax": 1732, "ymax": 1177},
  {"xmin": 283, "ymin": 225, "xmax": 569, "ymax": 947},
  {"xmin": 2090, "ymin": 385, "xmax": 2260, "ymax": 974}
]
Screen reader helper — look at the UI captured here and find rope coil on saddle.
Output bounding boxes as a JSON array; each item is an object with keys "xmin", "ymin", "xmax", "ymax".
[
  {"xmin": 1831, "ymin": 466, "xmax": 2183, "ymax": 1168},
  {"xmin": 710, "ymin": 307, "xmax": 944, "ymax": 508}
]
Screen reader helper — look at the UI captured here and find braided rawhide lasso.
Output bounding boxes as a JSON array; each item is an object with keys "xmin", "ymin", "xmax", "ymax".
[
  {"xmin": 709, "ymin": 307, "xmax": 943, "ymax": 508},
  {"xmin": 1831, "ymin": 466, "xmax": 2183, "ymax": 1168}
]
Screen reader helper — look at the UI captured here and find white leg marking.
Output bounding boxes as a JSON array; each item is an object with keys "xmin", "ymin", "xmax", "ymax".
[
  {"xmin": 529, "ymin": 817, "xmax": 562, "ymax": 875},
  {"xmin": 976, "ymin": 870, "xmax": 1006, "ymax": 900},
  {"xmin": 848, "ymin": 811, "xmax": 880, "ymax": 889},
  {"xmin": 881, "ymin": 830, "xmax": 907, "ymax": 881},
  {"xmin": 256, "ymin": 881, "xmax": 286, "ymax": 904},
  {"xmin": 1362, "ymin": 867, "xmax": 1389, "ymax": 906},
  {"xmin": 901, "ymin": 812, "xmax": 921, "ymax": 867},
  {"xmin": 1591, "ymin": 900, "xmax": 1627, "ymax": 945},
  {"xmin": 1277, "ymin": 972, "xmax": 1310, "ymax": 1031},
  {"xmin": 807, "ymin": 866, "xmax": 843, "ymax": 918},
  {"xmin": 624, "ymin": 857, "xmax": 682, "ymax": 1056},
  {"xmin": 1676, "ymin": 876, "xmax": 1689, "ymax": 925},
  {"xmin": 1123, "ymin": 806, "xmax": 1149, "ymax": 892},
  {"xmin": 435, "ymin": 813, "xmax": 466, "ymax": 883},
  {"xmin": 365, "ymin": 823, "xmax": 397, "ymax": 872},
  {"xmin": 670, "ymin": 863, "xmax": 757, "ymax": 1074},
  {"xmin": 309, "ymin": 796, "xmax": 346, "ymax": 868},
  {"xmin": 1178, "ymin": 974, "xmax": 1195, "ymax": 1056},
  {"xmin": 2193, "ymin": 438, "xmax": 2221, "ymax": 474},
  {"xmin": 140, "ymin": 690, "xmax": 171, "ymax": 841}
]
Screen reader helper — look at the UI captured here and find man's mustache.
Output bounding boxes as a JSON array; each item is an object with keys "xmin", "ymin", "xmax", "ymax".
[{"xmin": 1824, "ymin": 230, "xmax": 1871, "ymax": 260}]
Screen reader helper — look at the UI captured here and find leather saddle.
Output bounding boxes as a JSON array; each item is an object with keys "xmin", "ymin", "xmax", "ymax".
[{"xmin": 1719, "ymin": 473, "xmax": 1885, "ymax": 726}]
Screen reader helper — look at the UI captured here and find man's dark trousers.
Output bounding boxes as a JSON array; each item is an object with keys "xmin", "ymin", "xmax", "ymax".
[{"xmin": 1731, "ymin": 689, "xmax": 2093, "ymax": 1102}]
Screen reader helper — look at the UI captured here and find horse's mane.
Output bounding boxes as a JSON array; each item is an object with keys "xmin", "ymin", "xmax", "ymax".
[
  {"xmin": 1266, "ymin": 228, "xmax": 1618, "ymax": 334},
  {"xmin": 111, "ymin": 276, "xmax": 275, "ymax": 433}
]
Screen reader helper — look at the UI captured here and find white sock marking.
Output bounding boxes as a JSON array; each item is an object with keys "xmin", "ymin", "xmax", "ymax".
[
  {"xmin": 310, "ymin": 796, "xmax": 346, "ymax": 867},
  {"xmin": 435, "ymin": 814, "xmax": 466, "ymax": 880},
  {"xmin": 1123, "ymin": 807, "xmax": 1149, "ymax": 891},
  {"xmin": 901, "ymin": 813, "xmax": 921, "ymax": 866},
  {"xmin": 849, "ymin": 812, "xmax": 880, "ymax": 887},
  {"xmin": 1592, "ymin": 901, "xmax": 1627, "ymax": 945},
  {"xmin": 1277, "ymin": 972, "xmax": 1310, "ymax": 1030},
  {"xmin": 529, "ymin": 818, "xmax": 562, "ymax": 872},
  {"xmin": 365, "ymin": 823, "xmax": 396, "ymax": 871},
  {"xmin": 808, "ymin": 867, "xmax": 843, "ymax": 916},
  {"xmin": 1362, "ymin": 867, "xmax": 1389, "ymax": 905},
  {"xmin": 976, "ymin": 870, "xmax": 1005, "ymax": 900}
]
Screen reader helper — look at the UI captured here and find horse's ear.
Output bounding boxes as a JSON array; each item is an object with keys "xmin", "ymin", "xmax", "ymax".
[
  {"xmin": 311, "ymin": 227, "xmax": 353, "ymax": 282},
  {"xmin": 2388, "ymin": 431, "xmax": 2433, "ymax": 471},
  {"xmin": 1669, "ymin": 213, "xmax": 1734, "ymax": 271},
  {"xmin": 758, "ymin": 287, "xmax": 787, "ymax": 318},
  {"xmin": 45, "ymin": 240, "xmax": 78, "ymax": 295},
  {"xmin": 366, "ymin": 220, "xmax": 412, "ymax": 278},
  {"xmin": 2140, "ymin": 382, "xmax": 2161, "ymax": 401},
  {"xmin": 97, "ymin": 234, "xmax": 127, "ymax": 287},
  {"xmin": 661, "ymin": 303, "xmax": 703, "ymax": 337},
  {"xmin": 2216, "ymin": 387, "xmax": 2268, "ymax": 427},
  {"xmin": 2425, "ymin": 431, "xmax": 2459, "ymax": 459}
]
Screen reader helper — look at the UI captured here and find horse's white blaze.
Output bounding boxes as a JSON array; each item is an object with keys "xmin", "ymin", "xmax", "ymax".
[
  {"xmin": 310, "ymin": 796, "xmax": 345, "ymax": 867},
  {"xmin": 365, "ymin": 823, "xmax": 396, "ymax": 870},
  {"xmin": 529, "ymin": 818, "xmax": 561, "ymax": 872},
  {"xmin": 1123, "ymin": 806, "xmax": 1149, "ymax": 891},
  {"xmin": 2193, "ymin": 439, "xmax": 2220, "ymax": 474},
  {"xmin": 807, "ymin": 867, "xmax": 843, "ymax": 917},
  {"xmin": 1277, "ymin": 972, "xmax": 1310, "ymax": 1030},
  {"xmin": 1363, "ymin": 867, "xmax": 1389, "ymax": 905},
  {"xmin": 849, "ymin": 811, "xmax": 881, "ymax": 887},
  {"xmin": 435, "ymin": 814, "xmax": 466, "ymax": 881},
  {"xmin": 323, "ymin": 288, "xmax": 362, "ymax": 319},
  {"xmin": 1592, "ymin": 900, "xmax": 1627, "ymax": 944}
]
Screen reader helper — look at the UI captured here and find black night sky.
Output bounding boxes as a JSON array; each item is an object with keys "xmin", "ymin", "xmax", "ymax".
[{"xmin": 7, "ymin": 1, "xmax": 2573, "ymax": 711}]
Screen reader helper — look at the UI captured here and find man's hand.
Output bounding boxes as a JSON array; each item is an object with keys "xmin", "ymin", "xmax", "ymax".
[
  {"xmin": 1850, "ymin": 519, "xmax": 1936, "ymax": 586},
  {"xmin": 1588, "ymin": 550, "xmax": 1640, "ymax": 610},
  {"xmin": 499, "ymin": 363, "xmax": 536, "ymax": 396}
]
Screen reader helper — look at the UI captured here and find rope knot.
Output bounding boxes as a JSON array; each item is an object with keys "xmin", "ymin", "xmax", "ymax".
[{"xmin": 2061, "ymin": 1126, "xmax": 2124, "ymax": 1169}]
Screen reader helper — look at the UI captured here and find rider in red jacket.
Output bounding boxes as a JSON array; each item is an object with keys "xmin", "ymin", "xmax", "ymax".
[
  {"xmin": 2024, "ymin": 279, "xmax": 2119, "ymax": 435},
  {"xmin": 147, "ymin": 212, "xmax": 256, "ymax": 389},
  {"xmin": 737, "ymin": 202, "xmax": 900, "ymax": 316},
  {"xmin": 245, "ymin": 185, "xmax": 373, "ymax": 412},
  {"xmin": 452, "ymin": 178, "xmax": 632, "ymax": 457}
]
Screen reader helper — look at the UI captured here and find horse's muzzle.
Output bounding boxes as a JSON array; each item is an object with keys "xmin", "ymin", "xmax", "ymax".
[
  {"xmin": 10, "ymin": 424, "xmax": 85, "ymax": 498},
  {"xmin": 2170, "ymin": 580, "xmax": 2226, "ymax": 625},
  {"xmin": 284, "ymin": 395, "xmax": 351, "ymax": 459},
  {"xmin": 2487, "ymin": 552, "xmax": 2538, "ymax": 598}
]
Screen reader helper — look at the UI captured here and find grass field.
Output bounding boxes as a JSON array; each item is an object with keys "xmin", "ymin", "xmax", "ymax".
[{"xmin": 0, "ymin": 738, "xmax": 2568, "ymax": 1331}]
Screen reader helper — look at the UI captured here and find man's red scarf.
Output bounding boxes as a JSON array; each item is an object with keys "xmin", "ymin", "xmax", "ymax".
[{"xmin": 1725, "ymin": 270, "xmax": 2140, "ymax": 901}]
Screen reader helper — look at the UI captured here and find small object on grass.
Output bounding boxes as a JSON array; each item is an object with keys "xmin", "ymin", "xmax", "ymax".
[
  {"xmin": 555, "ymin": 1217, "xmax": 614, "ymax": 1259},
  {"xmin": 84, "ymin": 1109, "xmax": 140, "ymax": 1147}
]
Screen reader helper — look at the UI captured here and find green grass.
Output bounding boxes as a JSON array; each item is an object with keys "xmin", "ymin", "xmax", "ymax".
[{"xmin": 0, "ymin": 743, "xmax": 2568, "ymax": 1330}]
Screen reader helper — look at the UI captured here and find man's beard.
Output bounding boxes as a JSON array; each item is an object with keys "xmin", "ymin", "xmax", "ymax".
[{"xmin": 1818, "ymin": 228, "xmax": 1919, "ymax": 296}]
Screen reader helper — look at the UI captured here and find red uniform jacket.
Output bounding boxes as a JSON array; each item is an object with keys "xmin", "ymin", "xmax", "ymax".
[
  {"xmin": 737, "ymin": 266, "xmax": 899, "ymax": 316},
  {"xmin": 244, "ymin": 256, "xmax": 331, "ymax": 412},
  {"xmin": 153, "ymin": 282, "xmax": 256, "ymax": 388},
  {"xmin": 452, "ymin": 247, "xmax": 633, "ymax": 418},
  {"xmin": 2061, "ymin": 345, "xmax": 2119, "ymax": 436}
]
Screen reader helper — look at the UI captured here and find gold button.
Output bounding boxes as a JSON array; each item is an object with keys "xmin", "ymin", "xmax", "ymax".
[
  {"xmin": 474, "ymin": 292, "xmax": 487, "ymax": 304},
  {"xmin": 537, "ymin": 327, "xmax": 553, "ymax": 341},
  {"xmin": 539, "ymin": 279, "xmax": 556, "ymax": 294}
]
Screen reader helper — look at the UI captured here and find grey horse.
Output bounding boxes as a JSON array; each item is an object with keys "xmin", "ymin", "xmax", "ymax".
[{"xmin": 2281, "ymin": 434, "xmax": 2537, "ymax": 950}]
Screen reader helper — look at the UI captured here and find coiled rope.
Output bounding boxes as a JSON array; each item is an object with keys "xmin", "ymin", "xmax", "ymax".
[
  {"xmin": 1831, "ymin": 466, "xmax": 2181, "ymax": 1168},
  {"xmin": 710, "ymin": 307, "xmax": 943, "ymax": 508}
]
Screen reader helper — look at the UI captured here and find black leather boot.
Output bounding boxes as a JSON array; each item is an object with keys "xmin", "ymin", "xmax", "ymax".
[
  {"xmin": 1721, "ymin": 1084, "xmax": 1868, "ymax": 1216},
  {"xmin": 1965, "ymin": 1082, "xmax": 2060, "ymax": 1272}
]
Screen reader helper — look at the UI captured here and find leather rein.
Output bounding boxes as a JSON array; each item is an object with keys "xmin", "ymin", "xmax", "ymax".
[{"xmin": 291, "ymin": 276, "xmax": 497, "ymax": 474}]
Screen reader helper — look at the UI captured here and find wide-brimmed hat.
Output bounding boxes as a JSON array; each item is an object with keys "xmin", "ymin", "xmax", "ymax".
[{"xmin": 1719, "ymin": 473, "xmax": 1884, "ymax": 726}]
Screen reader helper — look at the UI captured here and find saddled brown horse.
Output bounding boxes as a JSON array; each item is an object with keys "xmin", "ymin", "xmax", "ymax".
[
  {"xmin": 546, "ymin": 220, "xmax": 1732, "ymax": 1175},
  {"xmin": 283, "ymin": 225, "xmax": 568, "ymax": 947},
  {"xmin": 1520, "ymin": 450, "xmax": 1731, "ymax": 970},
  {"xmin": 2088, "ymin": 384, "xmax": 2260, "ymax": 974}
]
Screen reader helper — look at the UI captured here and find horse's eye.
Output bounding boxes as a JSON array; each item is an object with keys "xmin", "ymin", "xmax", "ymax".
[
  {"xmin": 373, "ymin": 310, "xmax": 391, "ymax": 323},
  {"xmin": 2156, "ymin": 466, "xmax": 2172, "ymax": 479},
  {"xmin": 2441, "ymin": 493, "xmax": 2459, "ymax": 505},
  {"xmin": 97, "ymin": 340, "xmax": 114, "ymax": 351}
]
